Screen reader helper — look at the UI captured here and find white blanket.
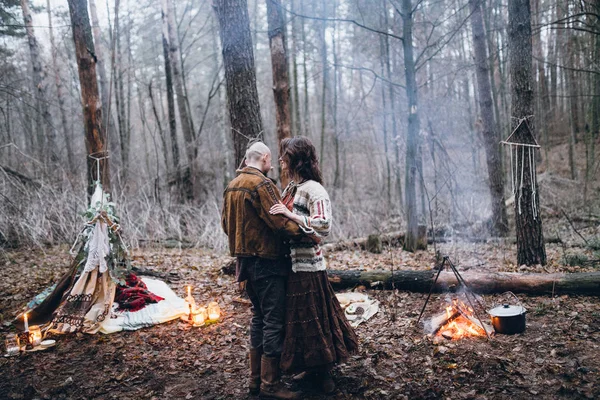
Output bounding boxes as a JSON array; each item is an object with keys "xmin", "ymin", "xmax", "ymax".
[{"xmin": 99, "ymin": 278, "xmax": 188, "ymax": 334}]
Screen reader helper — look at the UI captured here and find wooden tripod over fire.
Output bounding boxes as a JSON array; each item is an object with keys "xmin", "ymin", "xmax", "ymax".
[{"xmin": 416, "ymin": 256, "xmax": 492, "ymax": 339}]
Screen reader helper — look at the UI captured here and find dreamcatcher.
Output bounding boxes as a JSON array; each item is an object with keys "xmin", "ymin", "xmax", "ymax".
[{"xmin": 501, "ymin": 118, "xmax": 541, "ymax": 219}]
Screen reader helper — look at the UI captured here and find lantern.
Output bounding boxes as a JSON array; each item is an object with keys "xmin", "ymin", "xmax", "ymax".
[{"xmin": 207, "ymin": 301, "xmax": 221, "ymax": 321}]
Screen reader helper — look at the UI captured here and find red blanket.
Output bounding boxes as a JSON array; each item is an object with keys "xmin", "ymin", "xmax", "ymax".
[{"xmin": 115, "ymin": 273, "xmax": 164, "ymax": 312}]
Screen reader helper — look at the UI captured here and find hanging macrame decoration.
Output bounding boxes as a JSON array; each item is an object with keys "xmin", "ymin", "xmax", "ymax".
[{"xmin": 501, "ymin": 118, "xmax": 541, "ymax": 219}]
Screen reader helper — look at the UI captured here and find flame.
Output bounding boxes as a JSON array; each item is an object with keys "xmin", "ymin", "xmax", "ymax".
[{"xmin": 436, "ymin": 299, "xmax": 485, "ymax": 340}]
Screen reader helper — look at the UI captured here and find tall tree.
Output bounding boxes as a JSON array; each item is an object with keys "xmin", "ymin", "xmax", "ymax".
[
  {"xmin": 384, "ymin": 3, "xmax": 402, "ymax": 210},
  {"xmin": 469, "ymin": 0, "xmax": 509, "ymax": 236},
  {"xmin": 47, "ymin": 0, "xmax": 75, "ymax": 174},
  {"xmin": 0, "ymin": 0, "xmax": 23, "ymax": 55},
  {"xmin": 265, "ymin": 0, "xmax": 292, "ymax": 186},
  {"xmin": 20, "ymin": 0, "xmax": 56, "ymax": 164},
  {"xmin": 300, "ymin": 0, "xmax": 310, "ymax": 137},
  {"xmin": 401, "ymin": 0, "xmax": 425, "ymax": 252},
  {"xmin": 508, "ymin": 0, "xmax": 546, "ymax": 265},
  {"xmin": 289, "ymin": 0, "xmax": 302, "ymax": 137},
  {"xmin": 89, "ymin": 0, "xmax": 119, "ymax": 160},
  {"xmin": 161, "ymin": 0, "xmax": 182, "ymax": 199},
  {"xmin": 319, "ymin": 0, "xmax": 328, "ymax": 166},
  {"xmin": 164, "ymin": 0, "xmax": 197, "ymax": 198},
  {"xmin": 213, "ymin": 0, "xmax": 263, "ymax": 169},
  {"xmin": 66, "ymin": 0, "xmax": 111, "ymax": 196},
  {"xmin": 113, "ymin": 0, "xmax": 130, "ymax": 182},
  {"xmin": 566, "ymin": 32, "xmax": 579, "ymax": 180}
]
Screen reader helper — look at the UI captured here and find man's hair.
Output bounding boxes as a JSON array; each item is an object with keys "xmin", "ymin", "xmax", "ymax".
[{"xmin": 245, "ymin": 142, "xmax": 270, "ymax": 163}]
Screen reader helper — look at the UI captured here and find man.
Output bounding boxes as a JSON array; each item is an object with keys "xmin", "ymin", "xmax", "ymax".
[{"xmin": 222, "ymin": 142, "xmax": 302, "ymax": 400}]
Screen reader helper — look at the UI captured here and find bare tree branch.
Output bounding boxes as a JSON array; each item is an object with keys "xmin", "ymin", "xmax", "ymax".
[{"xmin": 280, "ymin": 2, "xmax": 404, "ymax": 42}]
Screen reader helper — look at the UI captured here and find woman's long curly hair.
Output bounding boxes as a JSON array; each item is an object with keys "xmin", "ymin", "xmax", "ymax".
[{"xmin": 279, "ymin": 136, "xmax": 323, "ymax": 184}]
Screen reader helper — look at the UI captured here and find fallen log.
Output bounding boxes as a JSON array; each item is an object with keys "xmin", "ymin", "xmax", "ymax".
[
  {"xmin": 322, "ymin": 231, "xmax": 405, "ymax": 252},
  {"xmin": 321, "ymin": 232, "xmax": 565, "ymax": 251},
  {"xmin": 326, "ymin": 269, "xmax": 600, "ymax": 295}
]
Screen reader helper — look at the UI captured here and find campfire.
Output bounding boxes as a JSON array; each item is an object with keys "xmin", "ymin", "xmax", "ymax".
[
  {"xmin": 418, "ymin": 256, "xmax": 493, "ymax": 340},
  {"xmin": 427, "ymin": 298, "xmax": 492, "ymax": 340}
]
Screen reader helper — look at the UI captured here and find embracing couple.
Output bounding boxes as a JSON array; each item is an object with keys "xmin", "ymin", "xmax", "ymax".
[{"xmin": 221, "ymin": 137, "xmax": 358, "ymax": 399}]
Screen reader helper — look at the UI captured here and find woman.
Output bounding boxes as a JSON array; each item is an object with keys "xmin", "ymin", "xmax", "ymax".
[{"xmin": 269, "ymin": 136, "xmax": 358, "ymax": 394}]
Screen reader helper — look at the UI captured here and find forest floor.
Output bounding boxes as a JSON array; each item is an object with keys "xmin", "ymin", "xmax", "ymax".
[{"xmin": 1, "ymin": 218, "xmax": 599, "ymax": 400}]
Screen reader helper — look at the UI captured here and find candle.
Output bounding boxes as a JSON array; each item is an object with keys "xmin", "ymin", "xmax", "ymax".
[
  {"xmin": 185, "ymin": 286, "xmax": 196, "ymax": 312},
  {"xmin": 23, "ymin": 312, "xmax": 29, "ymax": 332}
]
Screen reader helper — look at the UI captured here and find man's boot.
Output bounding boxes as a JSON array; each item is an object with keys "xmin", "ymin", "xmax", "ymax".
[
  {"xmin": 318, "ymin": 370, "xmax": 336, "ymax": 395},
  {"xmin": 249, "ymin": 348, "xmax": 263, "ymax": 395},
  {"xmin": 296, "ymin": 368, "xmax": 335, "ymax": 394},
  {"xmin": 259, "ymin": 355, "xmax": 301, "ymax": 400}
]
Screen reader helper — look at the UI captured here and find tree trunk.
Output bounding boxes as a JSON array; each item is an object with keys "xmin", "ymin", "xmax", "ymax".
[
  {"xmin": 301, "ymin": 0, "xmax": 310, "ymax": 137},
  {"xmin": 290, "ymin": 0, "xmax": 302, "ymax": 137},
  {"xmin": 125, "ymin": 5, "xmax": 132, "ymax": 177},
  {"xmin": 161, "ymin": 6, "xmax": 181, "ymax": 200},
  {"xmin": 483, "ymin": 0, "xmax": 503, "ymax": 150},
  {"xmin": 566, "ymin": 35, "xmax": 578, "ymax": 180},
  {"xmin": 326, "ymin": 269, "xmax": 600, "ymax": 295},
  {"xmin": 385, "ymin": 4, "xmax": 402, "ymax": 211},
  {"xmin": 589, "ymin": 6, "xmax": 600, "ymax": 200},
  {"xmin": 213, "ymin": 0, "xmax": 263, "ymax": 169},
  {"xmin": 211, "ymin": 15, "xmax": 232, "ymax": 189},
  {"xmin": 21, "ymin": 0, "xmax": 56, "ymax": 164},
  {"xmin": 379, "ymin": 33, "xmax": 391, "ymax": 205},
  {"xmin": 66, "ymin": 0, "xmax": 111, "ymax": 196},
  {"xmin": 508, "ymin": 0, "xmax": 546, "ymax": 265},
  {"xmin": 148, "ymin": 81, "xmax": 171, "ymax": 175},
  {"xmin": 114, "ymin": 0, "xmax": 129, "ymax": 183},
  {"xmin": 469, "ymin": 0, "xmax": 509, "ymax": 236},
  {"xmin": 265, "ymin": 0, "xmax": 292, "ymax": 187},
  {"xmin": 332, "ymin": 0, "xmax": 341, "ymax": 189},
  {"xmin": 567, "ymin": 36, "xmax": 580, "ymax": 144},
  {"xmin": 319, "ymin": 0, "xmax": 328, "ymax": 168},
  {"xmin": 47, "ymin": 0, "xmax": 75, "ymax": 174},
  {"xmin": 164, "ymin": 0, "xmax": 196, "ymax": 200},
  {"xmin": 402, "ymin": 0, "xmax": 423, "ymax": 252},
  {"xmin": 549, "ymin": 2, "xmax": 559, "ymax": 118},
  {"xmin": 89, "ymin": 0, "xmax": 119, "ymax": 163}
]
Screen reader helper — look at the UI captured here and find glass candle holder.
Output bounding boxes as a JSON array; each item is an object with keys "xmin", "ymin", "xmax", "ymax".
[
  {"xmin": 193, "ymin": 312, "xmax": 206, "ymax": 326},
  {"xmin": 196, "ymin": 306, "xmax": 208, "ymax": 325},
  {"xmin": 207, "ymin": 301, "xmax": 221, "ymax": 321},
  {"xmin": 5, "ymin": 333, "xmax": 20, "ymax": 356},
  {"xmin": 28, "ymin": 326, "xmax": 42, "ymax": 347}
]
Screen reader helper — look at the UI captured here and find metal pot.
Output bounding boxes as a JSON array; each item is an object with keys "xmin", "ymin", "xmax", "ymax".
[{"xmin": 489, "ymin": 304, "xmax": 526, "ymax": 334}]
